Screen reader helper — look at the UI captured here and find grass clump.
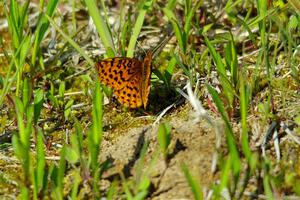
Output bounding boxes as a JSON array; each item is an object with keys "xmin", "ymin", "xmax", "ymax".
[{"xmin": 0, "ymin": 0, "xmax": 299, "ymax": 199}]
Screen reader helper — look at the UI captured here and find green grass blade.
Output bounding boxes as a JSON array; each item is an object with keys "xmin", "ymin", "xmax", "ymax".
[
  {"xmin": 181, "ymin": 164, "xmax": 203, "ymax": 200},
  {"xmin": 44, "ymin": 13, "xmax": 94, "ymax": 67},
  {"xmin": 157, "ymin": 122, "xmax": 171, "ymax": 161},
  {"xmin": 33, "ymin": 129, "xmax": 46, "ymax": 199},
  {"xmin": 183, "ymin": 0, "xmax": 203, "ymax": 39},
  {"xmin": 15, "ymin": 97, "xmax": 25, "ymax": 142},
  {"xmin": 107, "ymin": 180, "xmax": 118, "ymax": 200},
  {"xmin": 121, "ymin": 172, "xmax": 133, "ymax": 200},
  {"xmin": 20, "ymin": 187, "xmax": 30, "ymax": 200},
  {"xmin": 205, "ymin": 36, "xmax": 235, "ymax": 107},
  {"xmin": 206, "ymin": 84, "xmax": 241, "ymax": 175},
  {"xmin": 85, "ymin": 0, "xmax": 115, "ymax": 57},
  {"xmin": 225, "ymin": 33, "xmax": 238, "ymax": 87},
  {"xmin": 163, "ymin": 8, "xmax": 184, "ymax": 54},
  {"xmin": 127, "ymin": 0, "xmax": 153, "ymax": 57},
  {"xmin": 22, "ymin": 77, "xmax": 30, "ymax": 109},
  {"xmin": 204, "ymin": 36, "xmax": 226, "ymax": 75},
  {"xmin": 16, "ymin": 35, "xmax": 31, "ymax": 96},
  {"xmin": 57, "ymin": 146, "xmax": 66, "ymax": 200},
  {"xmin": 166, "ymin": 0, "xmax": 177, "ymax": 9},
  {"xmin": 92, "ymin": 81, "xmax": 103, "ymax": 145},
  {"xmin": 239, "ymin": 78, "xmax": 251, "ymax": 160},
  {"xmin": 0, "ymin": 35, "xmax": 31, "ymax": 105},
  {"xmin": 34, "ymin": 89, "xmax": 44, "ymax": 124},
  {"xmin": 88, "ymin": 81, "xmax": 103, "ymax": 174},
  {"xmin": 262, "ymin": 159, "xmax": 274, "ymax": 199},
  {"xmin": 218, "ymin": 155, "xmax": 232, "ymax": 196},
  {"xmin": 31, "ymin": 0, "xmax": 59, "ymax": 66},
  {"xmin": 70, "ymin": 170, "xmax": 81, "ymax": 200},
  {"xmin": 257, "ymin": 0, "xmax": 267, "ymax": 47}
]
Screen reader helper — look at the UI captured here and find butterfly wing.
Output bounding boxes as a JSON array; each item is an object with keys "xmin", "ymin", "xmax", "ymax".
[
  {"xmin": 140, "ymin": 51, "xmax": 152, "ymax": 109},
  {"xmin": 95, "ymin": 57, "xmax": 145, "ymax": 108},
  {"xmin": 95, "ymin": 57, "xmax": 142, "ymax": 91},
  {"xmin": 119, "ymin": 52, "xmax": 152, "ymax": 108},
  {"xmin": 114, "ymin": 75, "xmax": 143, "ymax": 108}
]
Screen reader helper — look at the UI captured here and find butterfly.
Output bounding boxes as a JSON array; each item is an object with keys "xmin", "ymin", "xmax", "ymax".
[{"xmin": 95, "ymin": 51, "xmax": 153, "ymax": 109}]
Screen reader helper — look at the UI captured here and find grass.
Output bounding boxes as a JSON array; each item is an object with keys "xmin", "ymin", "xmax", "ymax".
[{"xmin": 0, "ymin": 0, "xmax": 300, "ymax": 199}]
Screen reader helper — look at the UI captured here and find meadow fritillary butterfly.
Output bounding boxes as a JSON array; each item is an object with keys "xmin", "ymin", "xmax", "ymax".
[{"xmin": 95, "ymin": 51, "xmax": 152, "ymax": 109}]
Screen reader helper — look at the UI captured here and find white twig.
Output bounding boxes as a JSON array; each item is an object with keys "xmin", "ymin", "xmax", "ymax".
[
  {"xmin": 153, "ymin": 103, "xmax": 175, "ymax": 126},
  {"xmin": 273, "ymin": 129, "xmax": 280, "ymax": 162},
  {"xmin": 281, "ymin": 122, "xmax": 300, "ymax": 145},
  {"xmin": 178, "ymin": 81, "xmax": 222, "ymax": 173}
]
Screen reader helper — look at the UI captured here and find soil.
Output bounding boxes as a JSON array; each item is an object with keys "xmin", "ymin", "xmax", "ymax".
[{"xmin": 99, "ymin": 104, "xmax": 221, "ymax": 199}]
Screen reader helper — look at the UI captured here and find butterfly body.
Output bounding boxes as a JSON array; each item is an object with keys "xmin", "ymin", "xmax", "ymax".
[{"xmin": 95, "ymin": 51, "xmax": 152, "ymax": 109}]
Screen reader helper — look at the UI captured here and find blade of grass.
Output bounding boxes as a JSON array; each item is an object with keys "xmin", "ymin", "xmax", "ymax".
[
  {"xmin": 157, "ymin": 122, "xmax": 171, "ymax": 162},
  {"xmin": 181, "ymin": 164, "xmax": 203, "ymax": 200},
  {"xmin": 239, "ymin": 77, "xmax": 251, "ymax": 160},
  {"xmin": 163, "ymin": 8, "xmax": 184, "ymax": 54},
  {"xmin": 86, "ymin": 81, "xmax": 103, "ymax": 198},
  {"xmin": 31, "ymin": 0, "xmax": 59, "ymax": 66},
  {"xmin": 126, "ymin": 0, "xmax": 154, "ymax": 57},
  {"xmin": 70, "ymin": 170, "xmax": 81, "ymax": 200},
  {"xmin": 183, "ymin": 0, "xmax": 203, "ymax": 43},
  {"xmin": 33, "ymin": 129, "xmax": 46, "ymax": 200},
  {"xmin": 34, "ymin": 89, "xmax": 44, "ymax": 124},
  {"xmin": 262, "ymin": 159, "xmax": 274, "ymax": 199},
  {"xmin": 85, "ymin": 0, "xmax": 115, "ymax": 57},
  {"xmin": 206, "ymin": 84, "xmax": 240, "ymax": 175},
  {"xmin": 218, "ymin": 155, "xmax": 232, "ymax": 197},
  {"xmin": 43, "ymin": 13, "xmax": 94, "ymax": 67},
  {"xmin": 205, "ymin": 36, "xmax": 235, "ymax": 107}
]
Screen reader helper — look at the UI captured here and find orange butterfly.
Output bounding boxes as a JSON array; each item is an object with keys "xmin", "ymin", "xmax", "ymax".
[{"xmin": 95, "ymin": 51, "xmax": 152, "ymax": 109}]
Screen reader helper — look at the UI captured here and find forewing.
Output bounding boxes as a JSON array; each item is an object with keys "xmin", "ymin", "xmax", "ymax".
[
  {"xmin": 95, "ymin": 57, "xmax": 142, "ymax": 90},
  {"xmin": 114, "ymin": 75, "xmax": 143, "ymax": 108}
]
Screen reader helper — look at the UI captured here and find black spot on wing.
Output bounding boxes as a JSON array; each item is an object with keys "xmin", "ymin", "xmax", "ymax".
[
  {"xmin": 110, "ymin": 59, "xmax": 115, "ymax": 67},
  {"xmin": 117, "ymin": 59, "xmax": 122, "ymax": 68},
  {"xmin": 127, "ymin": 60, "xmax": 132, "ymax": 68}
]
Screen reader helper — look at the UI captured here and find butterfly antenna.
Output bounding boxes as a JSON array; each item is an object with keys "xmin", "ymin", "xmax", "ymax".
[{"xmin": 151, "ymin": 30, "xmax": 174, "ymax": 58}]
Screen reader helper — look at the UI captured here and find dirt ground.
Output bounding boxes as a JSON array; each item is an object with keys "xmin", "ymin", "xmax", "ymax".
[{"xmin": 99, "ymin": 104, "xmax": 221, "ymax": 199}]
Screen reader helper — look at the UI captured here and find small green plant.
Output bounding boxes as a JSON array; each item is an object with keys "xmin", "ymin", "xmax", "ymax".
[
  {"xmin": 121, "ymin": 141, "xmax": 152, "ymax": 200},
  {"xmin": 206, "ymin": 84, "xmax": 241, "ymax": 197},
  {"xmin": 157, "ymin": 122, "xmax": 171, "ymax": 163},
  {"xmin": 163, "ymin": 0, "xmax": 203, "ymax": 55},
  {"xmin": 181, "ymin": 164, "xmax": 203, "ymax": 200},
  {"xmin": 163, "ymin": 0, "xmax": 204, "ymax": 85},
  {"xmin": 84, "ymin": 0, "xmax": 115, "ymax": 57},
  {"xmin": 126, "ymin": 0, "xmax": 154, "ymax": 57},
  {"xmin": 87, "ymin": 81, "xmax": 103, "ymax": 198},
  {"xmin": 205, "ymin": 36, "xmax": 236, "ymax": 118},
  {"xmin": 152, "ymin": 55, "xmax": 177, "ymax": 91}
]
